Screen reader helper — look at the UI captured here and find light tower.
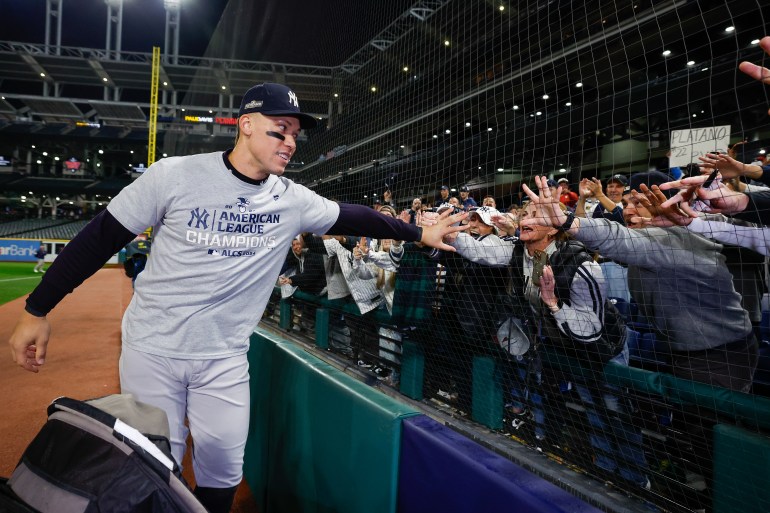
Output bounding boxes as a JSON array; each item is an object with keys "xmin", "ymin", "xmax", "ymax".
[
  {"xmin": 104, "ymin": 0, "xmax": 124, "ymax": 60},
  {"xmin": 45, "ymin": 0, "xmax": 63, "ymax": 56},
  {"xmin": 164, "ymin": 0, "xmax": 181, "ymax": 65}
]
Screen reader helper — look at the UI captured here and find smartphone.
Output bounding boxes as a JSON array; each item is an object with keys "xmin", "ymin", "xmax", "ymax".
[{"xmin": 531, "ymin": 250, "xmax": 549, "ymax": 287}]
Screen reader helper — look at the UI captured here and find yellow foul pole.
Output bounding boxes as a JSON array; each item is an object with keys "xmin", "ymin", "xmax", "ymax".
[{"xmin": 147, "ymin": 46, "xmax": 160, "ymax": 165}]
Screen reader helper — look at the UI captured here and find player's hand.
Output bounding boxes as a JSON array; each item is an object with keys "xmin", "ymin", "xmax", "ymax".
[
  {"xmin": 420, "ymin": 209, "xmax": 469, "ymax": 251},
  {"xmin": 8, "ymin": 311, "xmax": 50, "ymax": 373}
]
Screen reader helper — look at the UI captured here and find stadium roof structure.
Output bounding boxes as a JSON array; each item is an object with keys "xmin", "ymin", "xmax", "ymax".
[
  {"xmin": 0, "ymin": 40, "xmax": 336, "ymax": 137},
  {"xmin": 0, "ymin": 0, "xmax": 769, "ymax": 204}
]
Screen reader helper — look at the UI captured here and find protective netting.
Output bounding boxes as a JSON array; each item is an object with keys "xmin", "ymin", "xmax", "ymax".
[{"xmin": 253, "ymin": 1, "xmax": 770, "ymax": 512}]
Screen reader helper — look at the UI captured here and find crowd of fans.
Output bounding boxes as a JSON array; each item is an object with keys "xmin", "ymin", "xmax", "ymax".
[{"xmin": 272, "ymin": 146, "xmax": 770, "ymax": 494}]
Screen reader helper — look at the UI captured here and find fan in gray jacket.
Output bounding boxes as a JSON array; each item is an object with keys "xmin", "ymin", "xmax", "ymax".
[{"xmin": 521, "ymin": 173, "xmax": 758, "ymax": 393}]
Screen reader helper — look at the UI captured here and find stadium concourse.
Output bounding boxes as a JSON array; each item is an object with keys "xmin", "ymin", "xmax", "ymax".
[{"xmin": 0, "ymin": 267, "xmax": 259, "ymax": 513}]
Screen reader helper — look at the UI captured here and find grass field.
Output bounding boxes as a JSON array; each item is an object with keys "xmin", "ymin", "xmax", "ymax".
[{"xmin": 0, "ymin": 262, "xmax": 45, "ymax": 306}]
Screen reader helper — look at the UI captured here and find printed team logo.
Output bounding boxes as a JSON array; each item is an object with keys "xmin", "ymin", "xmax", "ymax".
[
  {"xmin": 288, "ymin": 91, "xmax": 299, "ymax": 108},
  {"xmin": 236, "ymin": 197, "xmax": 250, "ymax": 212},
  {"xmin": 243, "ymin": 100, "xmax": 263, "ymax": 109},
  {"xmin": 188, "ymin": 207, "xmax": 210, "ymax": 229},
  {"xmin": 273, "ymin": 194, "xmax": 280, "ymax": 201}
]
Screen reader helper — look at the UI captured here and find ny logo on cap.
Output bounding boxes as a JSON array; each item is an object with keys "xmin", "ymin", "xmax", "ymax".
[{"xmin": 287, "ymin": 91, "xmax": 299, "ymax": 108}]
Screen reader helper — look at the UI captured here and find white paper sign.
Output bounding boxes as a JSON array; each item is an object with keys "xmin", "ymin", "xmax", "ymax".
[{"xmin": 669, "ymin": 125, "xmax": 731, "ymax": 168}]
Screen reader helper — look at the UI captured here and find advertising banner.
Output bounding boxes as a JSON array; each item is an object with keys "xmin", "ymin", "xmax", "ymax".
[{"xmin": 0, "ymin": 239, "xmax": 41, "ymax": 262}]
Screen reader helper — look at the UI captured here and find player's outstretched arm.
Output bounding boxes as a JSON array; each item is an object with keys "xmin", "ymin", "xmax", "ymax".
[{"xmin": 8, "ymin": 312, "xmax": 51, "ymax": 373}]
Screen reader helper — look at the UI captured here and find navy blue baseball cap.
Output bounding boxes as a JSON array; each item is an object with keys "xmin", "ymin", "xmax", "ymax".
[
  {"xmin": 238, "ymin": 83, "xmax": 317, "ymax": 129},
  {"xmin": 607, "ymin": 174, "xmax": 628, "ymax": 186},
  {"xmin": 628, "ymin": 171, "xmax": 676, "ymax": 199}
]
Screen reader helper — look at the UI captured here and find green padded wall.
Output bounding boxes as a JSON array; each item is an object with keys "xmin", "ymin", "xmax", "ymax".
[
  {"xmin": 713, "ymin": 424, "xmax": 770, "ymax": 513},
  {"xmin": 244, "ymin": 328, "xmax": 420, "ymax": 513}
]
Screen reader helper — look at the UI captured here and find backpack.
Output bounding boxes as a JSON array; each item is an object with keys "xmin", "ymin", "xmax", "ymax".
[
  {"xmin": 509, "ymin": 240, "xmax": 626, "ymax": 364},
  {"xmin": 8, "ymin": 395, "xmax": 206, "ymax": 513}
]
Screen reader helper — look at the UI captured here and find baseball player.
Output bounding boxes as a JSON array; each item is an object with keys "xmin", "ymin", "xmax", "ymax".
[{"xmin": 7, "ymin": 83, "xmax": 468, "ymax": 513}]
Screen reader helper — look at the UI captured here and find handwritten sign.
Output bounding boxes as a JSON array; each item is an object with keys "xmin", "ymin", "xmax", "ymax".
[{"xmin": 669, "ymin": 126, "xmax": 730, "ymax": 167}]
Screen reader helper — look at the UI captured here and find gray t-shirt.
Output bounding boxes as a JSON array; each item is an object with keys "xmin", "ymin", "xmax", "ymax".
[{"xmin": 108, "ymin": 151, "xmax": 339, "ymax": 358}]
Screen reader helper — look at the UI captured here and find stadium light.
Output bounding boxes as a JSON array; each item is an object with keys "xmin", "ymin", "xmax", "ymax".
[{"xmin": 662, "ymin": 50, "xmax": 672, "ymax": 57}]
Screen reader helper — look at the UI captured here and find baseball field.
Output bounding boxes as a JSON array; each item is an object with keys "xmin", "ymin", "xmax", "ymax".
[{"xmin": 0, "ymin": 262, "xmax": 44, "ymax": 306}]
